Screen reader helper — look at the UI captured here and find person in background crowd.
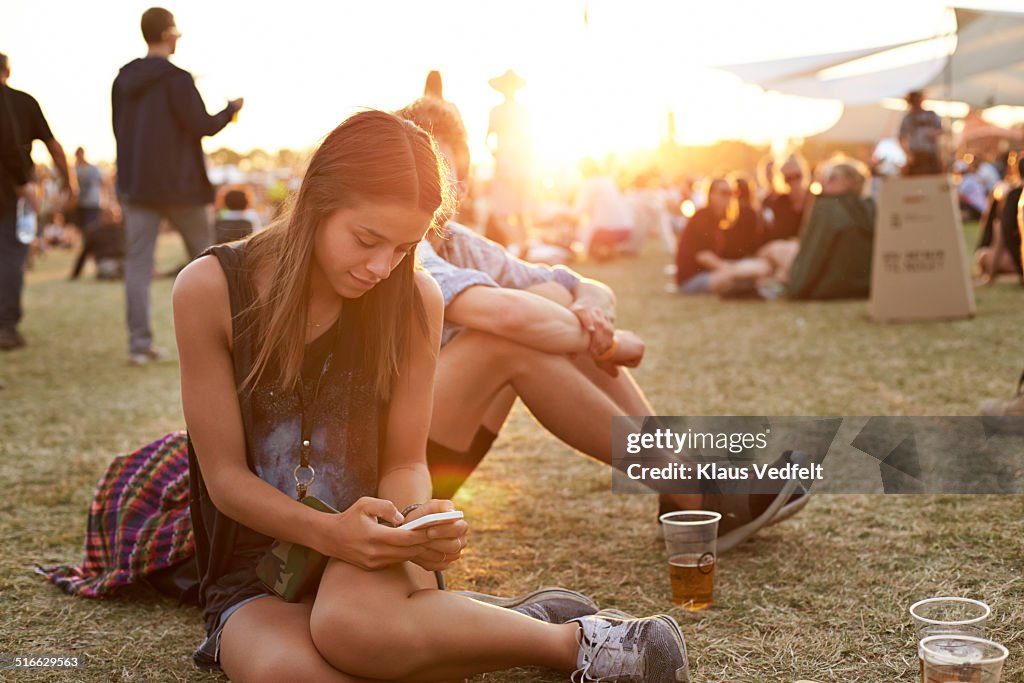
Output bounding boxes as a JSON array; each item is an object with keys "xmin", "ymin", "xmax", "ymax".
[
  {"xmin": 424, "ymin": 70, "xmax": 444, "ymax": 100},
  {"xmin": 976, "ymin": 153, "xmax": 1024, "ymax": 285},
  {"xmin": 574, "ymin": 157, "xmax": 635, "ymax": 261},
  {"xmin": 213, "ymin": 186, "xmax": 262, "ymax": 244},
  {"xmin": 487, "ymin": 69, "xmax": 533, "ymax": 256},
  {"xmin": 725, "ymin": 175, "xmax": 767, "ymax": 259},
  {"xmin": 762, "ymin": 153, "xmax": 809, "ymax": 242},
  {"xmin": 674, "ymin": 176, "xmax": 733, "ymax": 294},
  {"xmin": 0, "ymin": 52, "xmax": 71, "ymax": 351},
  {"xmin": 112, "ymin": 6, "xmax": 243, "ymax": 366},
  {"xmin": 70, "ymin": 147, "xmax": 104, "ymax": 279},
  {"xmin": 696, "ymin": 157, "xmax": 875, "ymax": 300},
  {"xmin": 899, "ymin": 90, "xmax": 943, "ymax": 176}
]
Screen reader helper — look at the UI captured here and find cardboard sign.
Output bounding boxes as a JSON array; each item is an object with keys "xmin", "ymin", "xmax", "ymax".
[{"xmin": 869, "ymin": 175, "xmax": 975, "ymax": 321}]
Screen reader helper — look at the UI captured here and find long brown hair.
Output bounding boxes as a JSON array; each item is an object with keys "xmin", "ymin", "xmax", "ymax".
[{"xmin": 242, "ymin": 110, "xmax": 452, "ymax": 400}]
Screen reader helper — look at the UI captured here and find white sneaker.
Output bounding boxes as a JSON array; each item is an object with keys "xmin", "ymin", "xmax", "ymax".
[
  {"xmin": 570, "ymin": 612, "xmax": 689, "ymax": 682},
  {"xmin": 128, "ymin": 347, "xmax": 169, "ymax": 366}
]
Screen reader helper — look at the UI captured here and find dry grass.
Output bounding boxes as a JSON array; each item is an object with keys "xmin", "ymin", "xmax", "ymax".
[{"xmin": 1, "ymin": 230, "xmax": 1022, "ymax": 682}]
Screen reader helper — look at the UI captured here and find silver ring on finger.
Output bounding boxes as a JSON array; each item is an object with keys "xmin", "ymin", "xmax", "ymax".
[{"xmin": 441, "ymin": 552, "xmax": 447, "ymax": 562}]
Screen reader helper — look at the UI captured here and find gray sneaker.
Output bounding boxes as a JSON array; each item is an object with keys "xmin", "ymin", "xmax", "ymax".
[
  {"xmin": 570, "ymin": 612, "xmax": 690, "ymax": 682},
  {"xmin": 456, "ymin": 587, "xmax": 598, "ymax": 624}
]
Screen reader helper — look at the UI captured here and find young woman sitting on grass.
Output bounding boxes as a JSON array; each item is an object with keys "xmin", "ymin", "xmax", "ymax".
[{"xmin": 172, "ymin": 110, "xmax": 690, "ymax": 683}]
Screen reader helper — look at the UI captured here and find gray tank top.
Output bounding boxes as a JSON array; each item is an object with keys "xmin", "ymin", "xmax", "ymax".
[{"xmin": 188, "ymin": 241, "xmax": 383, "ymax": 635}]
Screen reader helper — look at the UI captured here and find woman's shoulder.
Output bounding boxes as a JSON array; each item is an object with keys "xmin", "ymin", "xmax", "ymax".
[
  {"xmin": 174, "ymin": 255, "xmax": 228, "ymax": 297},
  {"xmin": 172, "ymin": 255, "xmax": 234, "ymax": 347},
  {"xmin": 172, "ymin": 256, "xmax": 232, "ymax": 320}
]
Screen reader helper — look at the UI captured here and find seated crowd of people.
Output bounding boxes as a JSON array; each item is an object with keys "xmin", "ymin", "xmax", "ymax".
[
  {"xmin": 672, "ymin": 147, "xmax": 1024, "ymax": 301},
  {"xmin": 676, "ymin": 156, "xmax": 875, "ymax": 300}
]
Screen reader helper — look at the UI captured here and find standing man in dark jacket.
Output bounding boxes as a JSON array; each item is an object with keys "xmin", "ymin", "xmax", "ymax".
[
  {"xmin": 112, "ymin": 6, "xmax": 242, "ymax": 365},
  {"xmin": 0, "ymin": 52, "xmax": 71, "ymax": 351}
]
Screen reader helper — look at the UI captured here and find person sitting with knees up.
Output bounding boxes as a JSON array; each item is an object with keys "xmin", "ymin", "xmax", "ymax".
[{"xmin": 396, "ymin": 97, "xmax": 806, "ymax": 554}]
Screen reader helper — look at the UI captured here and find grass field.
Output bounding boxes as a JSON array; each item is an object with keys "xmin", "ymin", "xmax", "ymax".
[{"xmin": 1, "ymin": 231, "xmax": 1022, "ymax": 682}]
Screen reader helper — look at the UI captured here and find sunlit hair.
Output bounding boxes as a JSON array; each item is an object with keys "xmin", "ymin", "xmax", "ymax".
[
  {"xmin": 395, "ymin": 97, "xmax": 470, "ymax": 183},
  {"xmin": 821, "ymin": 154, "xmax": 870, "ymax": 196},
  {"xmin": 730, "ymin": 173, "xmax": 759, "ymax": 211},
  {"xmin": 703, "ymin": 176, "xmax": 737, "ymax": 227},
  {"xmin": 756, "ymin": 154, "xmax": 775, "ymax": 193},
  {"xmin": 242, "ymin": 110, "xmax": 453, "ymax": 399},
  {"xmin": 776, "ymin": 153, "xmax": 810, "ymax": 194}
]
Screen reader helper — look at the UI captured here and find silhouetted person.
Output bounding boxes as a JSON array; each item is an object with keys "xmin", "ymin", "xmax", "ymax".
[
  {"xmin": 0, "ymin": 52, "xmax": 71, "ymax": 350},
  {"xmin": 112, "ymin": 6, "xmax": 243, "ymax": 365},
  {"xmin": 70, "ymin": 147, "xmax": 103, "ymax": 279}
]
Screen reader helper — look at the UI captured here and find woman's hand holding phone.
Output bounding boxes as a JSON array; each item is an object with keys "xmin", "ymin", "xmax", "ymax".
[{"xmin": 402, "ymin": 499, "xmax": 468, "ymax": 572}]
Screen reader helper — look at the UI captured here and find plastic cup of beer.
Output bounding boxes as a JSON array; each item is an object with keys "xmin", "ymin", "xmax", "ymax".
[
  {"xmin": 919, "ymin": 635, "xmax": 1008, "ymax": 683},
  {"xmin": 911, "ymin": 597, "xmax": 991, "ymax": 680},
  {"xmin": 659, "ymin": 510, "xmax": 721, "ymax": 611}
]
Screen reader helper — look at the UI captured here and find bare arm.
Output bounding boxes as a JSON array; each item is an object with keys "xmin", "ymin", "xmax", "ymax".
[
  {"xmin": 573, "ymin": 278, "xmax": 616, "ymax": 316},
  {"xmin": 527, "ymin": 278, "xmax": 617, "ymax": 359},
  {"xmin": 174, "ymin": 256, "xmax": 335, "ymax": 548},
  {"xmin": 377, "ymin": 272, "xmax": 444, "ymax": 511},
  {"xmin": 43, "ymin": 137, "xmax": 71, "ymax": 191},
  {"xmin": 377, "ymin": 272, "xmax": 468, "ymax": 571},
  {"xmin": 446, "ymin": 284, "xmax": 591, "ymax": 354},
  {"xmin": 528, "ymin": 276, "xmax": 616, "ymax": 318},
  {"xmin": 174, "ymin": 256, "xmax": 428, "ymax": 569}
]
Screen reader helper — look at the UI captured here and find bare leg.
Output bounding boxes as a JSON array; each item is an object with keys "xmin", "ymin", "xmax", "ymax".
[
  {"xmin": 694, "ymin": 249, "xmax": 727, "ymax": 271},
  {"xmin": 430, "ymin": 330, "xmax": 701, "ymax": 508},
  {"xmin": 571, "ymin": 355, "xmax": 654, "ymax": 416},
  {"xmin": 481, "ymin": 385, "xmax": 517, "ymax": 435},
  {"xmin": 310, "ymin": 560, "xmax": 579, "ymax": 682},
  {"xmin": 703, "ymin": 258, "xmax": 772, "ymax": 294},
  {"xmin": 431, "ymin": 330, "xmax": 632, "ymax": 463},
  {"xmin": 220, "ymin": 596, "xmax": 375, "ymax": 682},
  {"xmin": 758, "ymin": 239, "xmax": 798, "ymax": 268}
]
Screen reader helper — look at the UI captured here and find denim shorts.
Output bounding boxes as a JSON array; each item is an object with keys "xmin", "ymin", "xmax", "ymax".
[
  {"xmin": 679, "ymin": 271, "xmax": 712, "ymax": 295},
  {"xmin": 191, "ymin": 571, "xmax": 445, "ymax": 670},
  {"xmin": 192, "ymin": 592, "xmax": 270, "ymax": 671}
]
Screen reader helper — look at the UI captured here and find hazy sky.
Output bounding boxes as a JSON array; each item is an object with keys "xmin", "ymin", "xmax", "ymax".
[{"xmin": 3, "ymin": 0, "xmax": 1020, "ymax": 168}]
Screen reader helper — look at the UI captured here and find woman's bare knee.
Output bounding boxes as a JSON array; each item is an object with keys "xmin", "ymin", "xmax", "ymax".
[
  {"xmin": 310, "ymin": 604, "xmax": 425, "ymax": 678},
  {"xmin": 308, "ymin": 561, "xmax": 424, "ymax": 677},
  {"xmin": 226, "ymin": 645, "xmax": 331, "ymax": 683}
]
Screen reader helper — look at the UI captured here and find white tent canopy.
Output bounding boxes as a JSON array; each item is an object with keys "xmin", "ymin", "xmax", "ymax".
[
  {"xmin": 717, "ymin": 7, "xmax": 1024, "ymax": 108},
  {"xmin": 720, "ymin": 41, "xmax": 921, "ymax": 86},
  {"xmin": 807, "ymin": 104, "xmax": 906, "ymax": 144}
]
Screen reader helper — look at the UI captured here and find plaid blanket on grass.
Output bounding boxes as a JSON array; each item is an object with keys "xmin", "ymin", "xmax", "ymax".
[{"xmin": 36, "ymin": 431, "xmax": 195, "ymax": 597}]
